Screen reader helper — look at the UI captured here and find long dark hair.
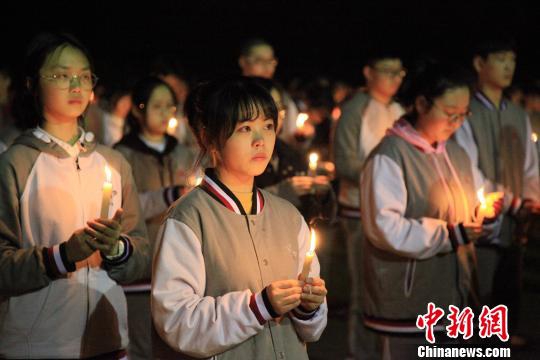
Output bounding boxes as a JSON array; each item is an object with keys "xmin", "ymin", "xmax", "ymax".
[{"xmin": 13, "ymin": 32, "xmax": 95, "ymax": 129}]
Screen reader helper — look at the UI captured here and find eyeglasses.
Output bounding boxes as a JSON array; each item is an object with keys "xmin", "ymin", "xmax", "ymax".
[
  {"xmin": 247, "ymin": 57, "xmax": 278, "ymax": 67},
  {"xmin": 373, "ymin": 67, "xmax": 407, "ymax": 78},
  {"xmin": 140, "ymin": 103, "xmax": 177, "ymax": 114},
  {"xmin": 433, "ymin": 103, "xmax": 471, "ymax": 124},
  {"xmin": 40, "ymin": 72, "xmax": 99, "ymax": 90}
]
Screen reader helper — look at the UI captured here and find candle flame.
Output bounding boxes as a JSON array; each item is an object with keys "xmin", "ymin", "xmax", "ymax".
[
  {"xmin": 309, "ymin": 152, "xmax": 319, "ymax": 164},
  {"xmin": 533, "ymin": 132, "xmax": 538, "ymax": 143},
  {"xmin": 168, "ymin": 117, "xmax": 178, "ymax": 129},
  {"xmin": 194, "ymin": 176, "xmax": 203, "ymax": 186},
  {"xmin": 105, "ymin": 165, "xmax": 112, "ymax": 183},
  {"xmin": 308, "ymin": 229, "xmax": 317, "ymax": 254},
  {"xmin": 296, "ymin": 113, "xmax": 309, "ymax": 128},
  {"xmin": 477, "ymin": 187, "xmax": 487, "ymax": 209}
]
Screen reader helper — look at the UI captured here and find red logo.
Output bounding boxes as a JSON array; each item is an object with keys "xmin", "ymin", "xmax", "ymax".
[
  {"xmin": 446, "ymin": 305, "xmax": 474, "ymax": 340},
  {"xmin": 417, "ymin": 304, "xmax": 509, "ymax": 343},
  {"xmin": 478, "ymin": 305, "xmax": 509, "ymax": 342},
  {"xmin": 416, "ymin": 302, "xmax": 445, "ymax": 343}
]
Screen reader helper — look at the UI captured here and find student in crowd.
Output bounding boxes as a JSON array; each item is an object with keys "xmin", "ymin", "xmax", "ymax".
[
  {"xmin": 238, "ymin": 38, "xmax": 301, "ymax": 148},
  {"xmin": 152, "ymin": 76, "xmax": 328, "ymax": 359},
  {"xmin": 455, "ymin": 36, "xmax": 540, "ymax": 347},
  {"xmin": 114, "ymin": 76, "xmax": 196, "ymax": 359},
  {"xmin": 253, "ymin": 77, "xmax": 335, "ymax": 223},
  {"xmin": 0, "ymin": 32, "xmax": 149, "ymax": 359},
  {"xmin": 361, "ymin": 62, "xmax": 499, "ymax": 359},
  {"xmin": 333, "ymin": 50, "xmax": 406, "ymax": 360}
]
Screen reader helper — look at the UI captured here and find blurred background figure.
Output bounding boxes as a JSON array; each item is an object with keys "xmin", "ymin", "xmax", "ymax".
[
  {"xmin": 0, "ymin": 63, "xmax": 20, "ymax": 150},
  {"xmin": 238, "ymin": 37, "xmax": 302, "ymax": 148},
  {"xmin": 151, "ymin": 55, "xmax": 199, "ymax": 154},
  {"xmin": 333, "ymin": 50, "xmax": 405, "ymax": 360},
  {"xmin": 114, "ymin": 76, "xmax": 196, "ymax": 360}
]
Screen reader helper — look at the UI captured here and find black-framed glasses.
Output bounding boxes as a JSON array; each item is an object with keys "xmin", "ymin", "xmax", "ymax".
[
  {"xmin": 40, "ymin": 73, "xmax": 99, "ymax": 90},
  {"xmin": 247, "ymin": 56, "xmax": 278, "ymax": 67},
  {"xmin": 373, "ymin": 67, "xmax": 407, "ymax": 78},
  {"xmin": 433, "ymin": 103, "xmax": 471, "ymax": 124}
]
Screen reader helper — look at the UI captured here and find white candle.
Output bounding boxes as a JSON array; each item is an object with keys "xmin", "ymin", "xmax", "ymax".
[
  {"xmin": 296, "ymin": 113, "xmax": 309, "ymax": 129},
  {"xmin": 308, "ymin": 152, "xmax": 319, "ymax": 177},
  {"xmin": 101, "ymin": 165, "xmax": 112, "ymax": 218},
  {"xmin": 167, "ymin": 117, "xmax": 178, "ymax": 136},
  {"xmin": 300, "ymin": 229, "xmax": 317, "ymax": 280}
]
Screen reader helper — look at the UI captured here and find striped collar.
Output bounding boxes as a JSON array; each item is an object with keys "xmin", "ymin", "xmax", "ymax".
[
  {"xmin": 199, "ymin": 168, "xmax": 265, "ymax": 215},
  {"xmin": 474, "ymin": 91, "xmax": 508, "ymax": 111}
]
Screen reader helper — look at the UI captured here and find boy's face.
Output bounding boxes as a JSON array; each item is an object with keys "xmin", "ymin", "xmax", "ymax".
[
  {"xmin": 364, "ymin": 58, "xmax": 405, "ymax": 99},
  {"xmin": 475, "ymin": 51, "xmax": 516, "ymax": 90},
  {"xmin": 239, "ymin": 45, "xmax": 277, "ymax": 79}
]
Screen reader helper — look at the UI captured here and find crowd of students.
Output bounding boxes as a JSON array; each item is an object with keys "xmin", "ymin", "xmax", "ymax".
[{"xmin": 0, "ymin": 32, "xmax": 538, "ymax": 360}]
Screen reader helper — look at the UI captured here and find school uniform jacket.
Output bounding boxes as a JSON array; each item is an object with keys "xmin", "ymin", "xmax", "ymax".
[
  {"xmin": 360, "ymin": 118, "xmax": 479, "ymax": 333},
  {"xmin": 152, "ymin": 169, "xmax": 328, "ymax": 359},
  {"xmin": 455, "ymin": 92, "xmax": 540, "ymax": 246},
  {"xmin": 0, "ymin": 128, "xmax": 150, "ymax": 359},
  {"xmin": 334, "ymin": 91, "xmax": 404, "ymax": 217}
]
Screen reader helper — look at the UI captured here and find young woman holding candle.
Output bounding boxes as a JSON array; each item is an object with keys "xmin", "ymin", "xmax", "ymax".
[
  {"xmin": 0, "ymin": 33, "xmax": 150, "ymax": 359},
  {"xmin": 151, "ymin": 76, "xmax": 328, "ymax": 359},
  {"xmin": 114, "ymin": 76, "xmax": 196, "ymax": 360},
  {"xmin": 360, "ymin": 62, "xmax": 501, "ymax": 359}
]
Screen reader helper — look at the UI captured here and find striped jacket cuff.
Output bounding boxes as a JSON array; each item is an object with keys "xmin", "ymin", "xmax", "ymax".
[
  {"xmin": 249, "ymin": 288, "xmax": 279, "ymax": 325},
  {"xmin": 448, "ymin": 223, "xmax": 469, "ymax": 251},
  {"xmin": 292, "ymin": 304, "xmax": 319, "ymax": 320},
  {"xmin": 163, "ymin": 186, "xmax": 183, "ymax": 207},
  {"xmin": 102, "ymin": 237, "xmax": 132, "ymax": 266},
  {"xmin": 42, "ymin": 243, "xmax": 76, "ymax": 279},
  {"xmin": 509, "ymin": 197, "xmax": 523, "ymax": 216}
]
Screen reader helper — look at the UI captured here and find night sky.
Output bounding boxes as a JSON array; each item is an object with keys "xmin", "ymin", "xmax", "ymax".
[{"xmin": 2, "ymin": 0, "xmax": 539, "ymax": 88}]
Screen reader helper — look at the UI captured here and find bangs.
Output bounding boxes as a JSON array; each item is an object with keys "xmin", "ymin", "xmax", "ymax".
[{"xmin": 214, "ymin": 79, "xmax": 278, "ymax": 146}]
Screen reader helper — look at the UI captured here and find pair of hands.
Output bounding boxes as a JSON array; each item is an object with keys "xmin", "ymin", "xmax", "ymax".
[
  {"xmin": 64, "ymin": 209, "xmax": 124, "ymax": 263},
  {"xmin": 289, "ymin": 176, "xmax": 330, "ymax": 197},
  {"xmin": 463, "ymin": 196, "xmax": 505, "ymax": 242},
  {"xmin": 266, "ymin": 276, "xmax": 327, "ymax": 316}
]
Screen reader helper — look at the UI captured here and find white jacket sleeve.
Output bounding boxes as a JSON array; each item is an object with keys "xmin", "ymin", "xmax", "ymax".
[
  {"xmin": 151, "ymin": 218, "xmax": 266, "ymax": 358},
  {"xmin": 361, "ymin": 154, "xmax": 454, "ymax": 259},
  {"xmin": 289, "ymin": 220, "xmax": 328, "ymax": 342},
  {"xmin": 522, "ymin": 116, "xmax": 540, "ymax": 201}
]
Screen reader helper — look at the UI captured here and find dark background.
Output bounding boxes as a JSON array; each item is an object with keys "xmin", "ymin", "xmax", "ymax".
[{"xmin": 2, "ymin": 0, "xmax": 539, "ymax": 87}]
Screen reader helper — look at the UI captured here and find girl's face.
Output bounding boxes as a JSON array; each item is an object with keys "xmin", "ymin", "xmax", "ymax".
[
  {"xmin": 39, "ymin": 46, "xmax": 93, "ymax": 123},
  {"xmin": 416, "ymin": 86, "xmax": 470, "ymax": 144},
  {"xmin": 142, "ymin": 85, "xmax": 176, "ymax": 137},
  {"xmin": 217, "ymin": 115, "xmax": 276, "ymax": 182}
]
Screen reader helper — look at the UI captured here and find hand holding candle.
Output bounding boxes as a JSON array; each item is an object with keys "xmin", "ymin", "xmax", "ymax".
[
  {"xmin": 101, "ymin": 165, "xmax": 113, "ymax": 219},
  {"xmin": 300, "ymin": 228, "xmax": 317, "ymax": 280},
  {"xmin": 476, "ymin": 187, "xmax": 503, "ymax": 223}
]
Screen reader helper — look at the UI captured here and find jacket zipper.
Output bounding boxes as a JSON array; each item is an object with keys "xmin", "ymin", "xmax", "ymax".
[{"xmin": 75, "ymin": 156, "xmax": 91, "ymax": 355}]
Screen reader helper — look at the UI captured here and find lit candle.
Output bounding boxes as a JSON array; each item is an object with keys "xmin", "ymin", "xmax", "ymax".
[
  {"xmin": 300, "ymin": 229, "xmax": 317, "ymax": 280},
  {"xmin": 194, "ymin": 175, "xmax": 203, "ymax": 186},
  {"xmin": 308, "ymin": 152, "xmax": 319, "ymax": 177},
  {"xmin": 167, "ymin": 117, "xmax": 178, "ymax": 136},
  {"xmin": 532, "ymin": 132, "xmax": 538, "ymax": 143},
  {"xmin": 296, "ymin": 113, "xmax": 309, "ymax": 129},
  {"xmin": 101, "ymin": 165, "xmax": 113, "ymax": 218},
  {"xmin": 476, "ymin": 187, "xmax": 498, "ymax": 224}
]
